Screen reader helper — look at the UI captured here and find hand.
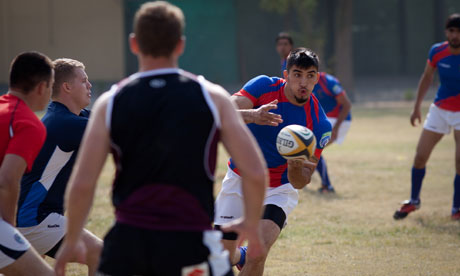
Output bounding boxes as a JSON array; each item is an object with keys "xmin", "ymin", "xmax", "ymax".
[
  {"xmin": 410, "ymin": 108, "xmax": 421, "ymax": 127},
  {"xmin": 220, "ymin": 218, "xmax": 266, "ymax": 259},
  {"xmin": 330, "ymin": 126, "xmax": 338, "ymax": 144},
  {"xmin": 287, "ymin": 157, "xmax": 316, "ymax": 172},
  {"xmin": 54, "ymin": 239, "xmax": 87, "ymax": 276},
  {"xmin": 252, "ymin": 100, "xmax": 283, "ymax": 126}
]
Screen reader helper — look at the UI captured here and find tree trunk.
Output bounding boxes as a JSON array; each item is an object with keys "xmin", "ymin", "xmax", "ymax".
[{"xmin": 334, "ymin": 0, "xmax": 354, "ymax": 100}]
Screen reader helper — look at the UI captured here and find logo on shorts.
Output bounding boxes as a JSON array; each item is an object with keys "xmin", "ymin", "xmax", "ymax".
[
  {"xmin": 47, "ymin": 224, "xmax": 60, "ymax": 228},
  {"xmin": 220, "ymin": 216, "xmax": 234, "ymax": 219},
  {"xmin": 14, "ymin": 233, "xmax": 25, "ymax": 245}
]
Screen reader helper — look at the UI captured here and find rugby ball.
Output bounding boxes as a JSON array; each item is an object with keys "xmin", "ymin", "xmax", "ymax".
[{"xmin": 276, "ymin": 125, "xmax": 316, "ymax": 160}]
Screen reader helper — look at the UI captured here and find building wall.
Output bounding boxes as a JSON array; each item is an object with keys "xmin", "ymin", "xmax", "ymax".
[{"xmin": 0, "ymin": 0, "xmax": 124, "ymax": 91}]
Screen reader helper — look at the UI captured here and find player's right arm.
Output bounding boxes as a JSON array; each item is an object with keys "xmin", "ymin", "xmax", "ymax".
[
  {"xmin": 0, "ymin": 154, "xmax": 27, "ymax": 225},
  {"xmin": 55, "ymin": 91, "xmax": 112, "ymax": 276},
  {"xmin": 205, "ymin": 80, "xmax": 268, "ymax": 258},
  {"xmin": 411, "ymin": 60, "xmax": 436, "ymax": 127}
]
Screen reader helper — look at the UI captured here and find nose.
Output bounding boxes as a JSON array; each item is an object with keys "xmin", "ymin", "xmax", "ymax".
[{"xmin": 87, "ymin": 81, "xmax": 92, "ymax": 89}]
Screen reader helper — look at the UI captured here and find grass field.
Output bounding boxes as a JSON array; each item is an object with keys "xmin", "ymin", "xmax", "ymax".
[{"xmin": 61, "ymin": 101, "xmax": 460, "ymax": 276}]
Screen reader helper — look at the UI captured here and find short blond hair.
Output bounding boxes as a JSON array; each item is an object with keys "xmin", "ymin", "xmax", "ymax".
[
  {"xmin": 134, "ymin": 1, "xmax": 185, "ymax": 57},
  {"xmin": 52, "ymin": 58, "xmax": 85, "ymax": 98}
]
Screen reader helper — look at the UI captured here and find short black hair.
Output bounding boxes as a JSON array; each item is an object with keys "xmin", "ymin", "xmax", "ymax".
[
  {"xmin": 276, "ymin": 32, "xmax": 293, "ymax": 45},
  {"xmin": 9, "ymin": 51, "xmax": 53, "ymax": 94},
  {"xmin": 286, "ymin": 48, "xmax": 319, "ymax": 72},
  {"xmin": 445, "ymin": 13, "xmax": 460, "ymax": 29}
]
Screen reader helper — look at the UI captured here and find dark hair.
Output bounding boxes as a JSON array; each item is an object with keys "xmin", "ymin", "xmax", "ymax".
[
  {"xmin": 134, "ymin": 1, "xmax": 185, "ymax": 57},
  {"xmin": 276, "ymin": 32, "xmax": 293, "ymax": 45},
  {"xmin": 445, "ymin": 13, "xmax": 460, "ymax": 29},
  {"xmin": 286, "ymin": 48, "xmax": 319, "ymax": 72},
  {"xmin": 9, "ymin": 51, "xmax": 53, "ymax": 94}
]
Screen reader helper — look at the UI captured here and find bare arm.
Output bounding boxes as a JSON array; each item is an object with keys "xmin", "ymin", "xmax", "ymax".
[
  {"xmin": 0, "ymin": 154, "xmax": 27, "ymax": 225},
  {"xmin": 411, "ymin": 61, "xmax": 436, "ymax": 126},
  {"xmin": 331, "ymin": 92, "xmax": 351, "ymax": 143},
  {"xmin": 287, "ymin": 158, "xmax": 317, "ymax": 189},
  {"xmin": 232, "ymin": 96, "xmax": 283, "ymax": 126},
  {"xmin": 207, "ymin": 82, "xmax": 267, "ymax": 257}
]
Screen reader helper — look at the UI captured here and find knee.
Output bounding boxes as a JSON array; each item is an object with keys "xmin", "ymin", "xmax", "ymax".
[
  {"xmin": 413, "ymin": 153, "xmax": 428, "ymax": 168},
  {"xmin": 246, "ymin": 249, "xmax": 268, "ymax": 265}
]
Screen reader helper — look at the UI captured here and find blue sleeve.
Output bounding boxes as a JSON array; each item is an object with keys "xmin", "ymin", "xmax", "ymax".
[
  {"xmin": 241, "ymin": 75, "xmax": 277, "ymax": 100},
  {"xmin": 325, "ymin": 75, "xmax": 344, "ymax": 96},
  {"xmin": 311, "ymin": 99, "xmax": 332, "ymax": 150}
]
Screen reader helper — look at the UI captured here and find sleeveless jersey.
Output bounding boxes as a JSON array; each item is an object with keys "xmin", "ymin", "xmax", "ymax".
[
  {"xmin": 428, "ymin": 41, "xmax": 460, "ymax": 111},
  {"xmin": 17, "ymin": 102, "xmax": 89, "ymax": 227},
  {"xmin": 313, "ymin": 72, "xmax": 352, "ymax": 120},
  {"xmin": 229, "ymin": 75, "xmax": 332, "ymax": 188},
  {"xmin": 107, "ymin": 68, "xmax": 221, "ymax": 231}
]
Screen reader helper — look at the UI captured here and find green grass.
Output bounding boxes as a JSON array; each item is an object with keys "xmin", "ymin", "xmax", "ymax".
[{"xmin": 61, "ymin": 101, "xmax": 460, "ymax": 275}]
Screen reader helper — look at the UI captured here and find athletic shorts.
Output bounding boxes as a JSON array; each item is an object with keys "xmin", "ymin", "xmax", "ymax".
[
  {"xmin": 214, "ymin": 168, "xmax": 298, "ymax": 227},
  {"xmin": 17, "ymin": 212, "xmax": 65, "ymax": 255},
  {"xmin": 424, "ymin": 104, "xmax": 460, "ymax": 134},
  {"xmin": 98, "ymin": 222, "xmax": 233, "ymax": 276},
  {"xmin": 327, "ymin": 117, "xmax": 351, "ymax": 145},
  {"xmin": 0, "ymin": 219, "xmax": 30, "ymax": 269}
]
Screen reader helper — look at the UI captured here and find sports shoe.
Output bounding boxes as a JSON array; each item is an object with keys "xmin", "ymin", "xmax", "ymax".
[
  {"xmin": 235, "ymin": 246, "xmax": 247, "ymax": 271},
  {"xmin": 452, "ymin": 210, "xmax": 460, "ymax": 220},
  {"xmin": 318, "ymin": 185, "xmax": 335, "ymax": 194},
  {"xmin": 393, "ymin": 200, "xmax": 420, "ymax": 220}
]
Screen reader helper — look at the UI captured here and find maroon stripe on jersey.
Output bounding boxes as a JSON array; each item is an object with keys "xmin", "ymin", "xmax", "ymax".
[{"xmin": 115, "ymin": 183, "xmax": 212, "ymax": 231}]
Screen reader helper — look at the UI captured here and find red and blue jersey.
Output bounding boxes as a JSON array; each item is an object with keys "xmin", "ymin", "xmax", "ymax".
[
  {"xmin": 428, "ymin": 41, "xmax": 460, "ymax": 111},
  {"xmin": 229, "ymin": 75, "xmax": 332, "ymax": 188},
  {"xmin": 312, "ymin": 72, "xmax": 351, "ymax": 120}
]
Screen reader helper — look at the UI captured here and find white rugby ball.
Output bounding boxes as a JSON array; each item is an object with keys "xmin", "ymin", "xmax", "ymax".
[{"xmin": 276, "ymin": 124, "xmax": 316, "ymax": 160}]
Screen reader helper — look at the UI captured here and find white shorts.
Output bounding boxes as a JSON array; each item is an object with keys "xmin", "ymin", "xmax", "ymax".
[
  {"xmin": 327, "ymin": 117, "xmax": 351, "ymax": 145},
  {"xmin": 17, "ymin": 213, "xmax": 65, "ymax": 255},
  {"xmin": 214, "ymin": 168, "xmax": 298, "ymax": 226},
  {"xmin": 424, "ymin": 104, "xmax": 460, "ymax": 134},
  {"xmin": 0, "ymin": 219, "xmax": 30, "ymax": 269}
]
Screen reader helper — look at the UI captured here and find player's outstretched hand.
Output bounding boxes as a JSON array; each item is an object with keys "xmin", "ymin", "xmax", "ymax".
[
  {"xmin": 54, "ymin": 239, "xmax": 87, "ymax": 276},
  {"xmin": 220, "ymin": 218, "xmax": 266, "ymax": 259},
  {"xmin": 410, "ymin": 108, "xmax": 422, "ymax": 127},
  {"xmin": 253, "ymin": 100, "xmax": 283, "ymax": 126}
]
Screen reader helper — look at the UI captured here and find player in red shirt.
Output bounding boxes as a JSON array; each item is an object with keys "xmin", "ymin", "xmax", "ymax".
[{"xmin": 0, "ymin": 52, "xmax": 55, "ymax": 275}]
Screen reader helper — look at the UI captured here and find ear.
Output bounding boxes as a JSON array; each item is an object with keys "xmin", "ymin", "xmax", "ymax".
[
  {"xmin": 63, "ymin": 82, "xmax": 72, "ymax": 93},
  {"xmin": 314, "ymin": 72, "xmax": 320, "ymax": 84},
  {"xmin": 129, "ymin": 33, "xmax": 139, "ymax": 55},
  {"xmin": 36, "ymin": 81, "xmax": 48, "ymax": 96},
  {"xmin": 283, "ymin": 69, "xmax": 288, "ymax": 79}
]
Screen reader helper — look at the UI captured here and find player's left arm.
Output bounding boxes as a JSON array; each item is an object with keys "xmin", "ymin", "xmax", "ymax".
[
  {"xmin": 55, "ymin": 92, "xmax": 111, "ymax": 276},
  {"xmin": 331, "ymin": 92, "xmax": 351, "ymax": 143},
  {"xmin": 287, "ymin": 158, "xmax": 317, "ymax": 189}
]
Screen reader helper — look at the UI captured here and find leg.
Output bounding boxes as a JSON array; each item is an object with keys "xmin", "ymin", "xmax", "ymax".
[
  {"xmin": 316, "ymin": 156, "xmax": 334, "ymax": 192},
  {"xmin": 80, "ymin": 229, "xmax": 103, "ymax": 276},
  {"xmin": 452, "ymin": 130, "xmax": 460, "ymax": 218},
  {"xmin": 0, "ymin": 248, "xmax": 54, "ymax": 276},
  {"xmin": 411, "ymin": 129, "xmax": 443, "ymax": 200},
  {"xmin": 239, "ymin": 219, "xmax": 280, "ymax": 276}
]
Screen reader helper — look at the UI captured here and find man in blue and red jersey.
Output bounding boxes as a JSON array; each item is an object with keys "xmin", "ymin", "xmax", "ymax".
[
  {"xmin": 54, "ymin": 2, "xmax": 267, "ymax": 276},
  {"xmin": 394, "ymin": 14, "xmax": 460, "ymax": 220},
  {"xmin": 214, "ymin": 48, "xmax": 332, "ymax": 276},
  {"xmin": 312, "ymin": 72, "xmax": 352, "ymax": 193},
  {"xmin": 275, "ymin": 32, "xmax": 293, "ymax": 75},
  {"xmin": 0, "ymin": 52, "xmax": 55, "ymax": 275}
]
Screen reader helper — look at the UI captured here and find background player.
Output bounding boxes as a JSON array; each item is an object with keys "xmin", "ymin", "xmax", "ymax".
[
  {"xmin": 16, "ymin": 58, "xmax": 102, "ymax": 275},
  {"xmin": 394, "ymin": 13, "xmax": 460, "ymax": 220},
  {"xmin": 312, "ymin": 72, "xmax": 352, "ymax": 193},
  {"xmin": 275, "ymin": 32, "xmax": 294, "ymax": 74},
  {"xmin": 0, "ymin": 52, "xmax": 55, "ymax": 275},
  {"xmin": 54, "ymin": 2, "xmax": 267, "ymax": 276},
  {"xmin": 214, "ymin": 48, "xmax": 332, "ymax": 276}
]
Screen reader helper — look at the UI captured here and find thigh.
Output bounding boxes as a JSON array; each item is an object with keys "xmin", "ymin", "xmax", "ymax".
[
  {"xmin": 17, "ymin": 212, "xmax": 66, "ymax": 255},
  {"xmin": 214, "ymin": 170, "xmax": 244, "ymax": 226},
  {"xmin": 0, "ymin": 248, "xmax": 53, "ymax": 276},
  {"xmin": 415, "ymin": 129, "xmax": 444, "ymax": 161},
  {"xmin": 0, "ymin": 219, "xmax": 30, "ymax": 269}
]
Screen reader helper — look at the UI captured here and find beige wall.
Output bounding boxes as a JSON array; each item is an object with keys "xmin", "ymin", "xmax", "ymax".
[{"xmin": 0, "ymin": 0, "xmax": 124, "ymax": 83}]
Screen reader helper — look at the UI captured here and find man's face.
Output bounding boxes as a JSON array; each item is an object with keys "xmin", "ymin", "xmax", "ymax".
[
  {"xmin": 68, "ymin": 68, "xmax": 92, "ymax": 109},
  {"xmin": 284, "ymin": 65, "xmax": 318, "ymax": 105},
  {"xmin": 276, "ymin": 38, "xmax": 293, "ymax": 59},
  {"xmin": 446, "ymin": 27, "xmax": 460, "ymax": 49}
]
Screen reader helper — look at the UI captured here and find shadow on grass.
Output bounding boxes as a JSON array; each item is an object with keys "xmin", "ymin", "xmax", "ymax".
[{"xmin": 415, "ymin": 216, "xmax": 460, "ymax": 237}]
